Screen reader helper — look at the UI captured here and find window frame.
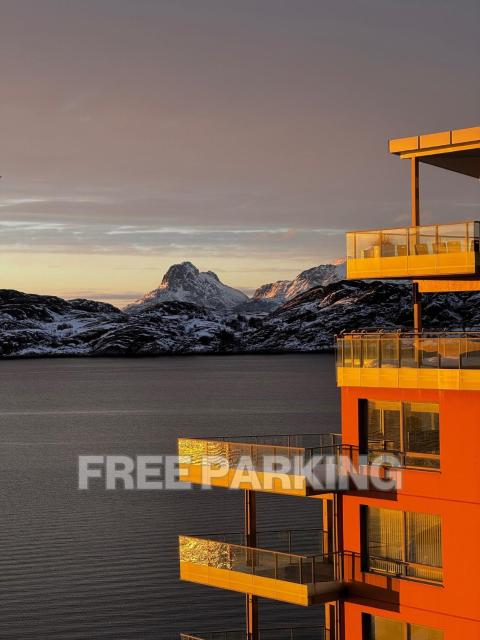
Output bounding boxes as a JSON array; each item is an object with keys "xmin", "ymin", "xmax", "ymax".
[
  {"xmin": 361, "ymin": 506, "xmax": 443, "ymax": 585},
  {"xmin": 359, "ymin": 399, "xmax": 440, "ymax": 470},
  {"xmin": 362, "ymin": 613, "xmax": 444, "ymax": 640}
]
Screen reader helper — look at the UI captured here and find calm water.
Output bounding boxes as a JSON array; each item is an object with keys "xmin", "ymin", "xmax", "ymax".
[{"xmin": 0, "ymin": 355, "xmax": 339, "ymax": 639}]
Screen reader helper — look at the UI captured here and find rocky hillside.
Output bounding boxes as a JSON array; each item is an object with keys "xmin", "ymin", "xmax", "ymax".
[{"xmin": 1, "ymin": 280, "xmax": 479, "ymax": 358}]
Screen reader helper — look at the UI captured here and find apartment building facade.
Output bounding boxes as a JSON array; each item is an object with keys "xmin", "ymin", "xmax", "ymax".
[{"xmin": 178, "ymin": 125, "xmax": 480, "ymax": 640}]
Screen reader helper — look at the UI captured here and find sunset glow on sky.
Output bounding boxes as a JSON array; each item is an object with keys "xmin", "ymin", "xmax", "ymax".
[{"xmin": 1, "ymin": 0, "xmax": 479, "ymax": 307}]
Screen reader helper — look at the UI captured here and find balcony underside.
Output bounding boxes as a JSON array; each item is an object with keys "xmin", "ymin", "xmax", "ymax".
[
  {"xmin": 179, "ymin": 561, "xmax": 343, "ymax": 607},
  {"xmin": 389, "ymin": 125, "xmax": 480, "ymax": 178},
  {"xmin": 347, "ymin": 252, "xmax": 477, "ymax": 280},
  {"xmin": 337, "ymin": 365, "xmax": 480, "ymax": 390},
  {"xmin": 415, "ymin": 278, "xmax": 480, "ymax": 293}
]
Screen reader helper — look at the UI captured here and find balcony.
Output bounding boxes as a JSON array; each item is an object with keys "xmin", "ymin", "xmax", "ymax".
[
  {"xmin": 180, "ymin": 625, "xmax": 330, "ymax": 639},
  {"xmin": 336, "ymin": 331, "xmax": 480, "ymax": 390},
  {"xmin": 178, "ymin": 434, "xmax": 358, "ymax": 496},
  {"xmin": 179, "ymin": 529, "xmax": 344, "ymax": 606},
  {"xmin": 346, "ymin": 220, "xmax": 480, "ymax": 279}
]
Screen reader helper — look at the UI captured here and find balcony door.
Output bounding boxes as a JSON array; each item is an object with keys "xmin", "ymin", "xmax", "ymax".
[{"xmin": 363, "ymin": 506, "xmax": 443, "ymax": 583}]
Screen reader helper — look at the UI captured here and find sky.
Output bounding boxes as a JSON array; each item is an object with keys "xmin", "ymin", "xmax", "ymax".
[{"xmin": 0, "ymin": 0, "xmax": 479, "ymax": 307}]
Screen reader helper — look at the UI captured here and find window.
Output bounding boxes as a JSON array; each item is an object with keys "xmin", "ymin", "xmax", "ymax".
[
  {"xmin": 364, "ymin": 506, "xmax": 443, "ymax": 583},
  {"xmin": 363, "ymin": 400, "xmax": 440, "ymax": 469},
  {"xmin": 364, "ymin": 614, "xmax": 444, "ymax": 640}
]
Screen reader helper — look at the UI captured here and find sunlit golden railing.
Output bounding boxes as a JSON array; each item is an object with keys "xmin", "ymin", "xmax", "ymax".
[
  {"xmin": 179, "ymin": 433, "xmax": 342, "ymax": 469},
  {"xmin": 179, "ymin": 535, "xmax": 339, "ymax": 586},
  {"xmin": 180, "ymin": 626, "xmax": 329, "ymax": 639},
  {"xmin": 346, "ymin": 220, "xmax": 480, "ymax": 278},
  {"xmin": 336, "ymin": 332, "xmax": 480, "ymax": 370}
]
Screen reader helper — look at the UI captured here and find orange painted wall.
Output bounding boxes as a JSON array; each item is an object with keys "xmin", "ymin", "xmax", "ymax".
[{"xmin": 340, "ymin": 386, "xmax": 480, "ymax": 638}]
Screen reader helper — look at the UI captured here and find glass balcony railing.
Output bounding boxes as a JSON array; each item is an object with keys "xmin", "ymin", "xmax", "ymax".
[
  {"xmin": 336, "ymin": 331, "xmax": 480, "ymax": 389},
  {"xmin": 198, "ymin": 527, "xmax": 329, "ymax": 557},
  {"xmin": 178, "ymin": 433, "xmax": 359, "ymax": 495},
  {"xmin": 346, "ymin": 220, "xmax": 480, "ymax": 278},
  {"xmin": 179, "ymin": 531, "xmax": 343, "ymax": 606},
  {"xmin": 180, "ymin": 626, "xmax": 329, "ymax": 640},
  {"xmin": 336, "ymin": 332, "xmax": 480, "ymax": 370}
]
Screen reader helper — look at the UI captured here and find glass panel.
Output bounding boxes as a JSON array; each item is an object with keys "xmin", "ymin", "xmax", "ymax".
[
  {"xmin": 363, "ymin": 337, "xmax": 379, "ymax": 368},
  {"xmin": 276, "ymin": 552, "xmax": 300, "ymax": 583},
  {"xmin": 406, "ymin": 512, "xmax": 443, "ymax": 582},
  {"xmin": 179, "ymin": 438, "xmax": 209, "ymax": 465},
  {"xmin": 353, "ymin": 338, "xmax": 363, "ymax": 367},
  {"xmin": 356, "ymin": 231, "xmax": 381, "ymax": 259},
  {"xmin": 336, "ymin": 339, "xmax": 343, "ymax": 366},
  {"xmin": 347, "ymin": 233, "xmax": 356, "ymax": 259},
  {"xmin": 400, "ymin": 336, "xmax": 417, "ymax": 368},
  {"xmin": 438, "ymin": 222, "xmax": 468, "ymax": 253},
  {"xmin": 230, "ymin": 544, "xmax": 251, "ymax": 573},
  {"xmin": 367, "ymin": 403, "xmax": 383, "ymax": 444},
  {"xmin": 461, "ymin": 337, "xmax": 480, "ymax": 369},
  {"xmin": 409, "ymin": 225, "xmax": 436, "ymax": 256},
  {"xmin": 370, "ymin": 615, "xmax": 404, "ymax": 640},
  {"xmin": 253, "ymin": 549, "xmax": 276, "ymax": 579},
  {"xmin": 410, "ymin": 623, "xmax": 444, "ymax": 639},
  {"xmin": 439, "ymin": 337, "xmax": 460, "ymax": 369},
  {"xmin": 384, "ymin": 408, "xmax": 401, "ymax": 450},
  {"xmin": 381, "ymin": 229, "xmax": 408, "ymax": 257},
  {"xmin": 418, "ymin": 338, "xmax": 440, "ymax": 368},
  {"xmin": 367, "ymin": 507, "xmax": 403, "ymax": 574},
  {"xmin": 404, "ymin": 403, "xmax": 440, "ymax": 469},
  {"xmin": 300, "ymin": 557, "xmax": 315, "ymax": 583},
  {"xmin": 380, "ymin": 337, "xmax": 399, "ymax": 368},
  {"xmin": 367, "ymin": 401, "xmax": 401, "ymax": 463},
  {"xmin": 343, "ymin": 339, "xmax": 353, "ymax": 367}
]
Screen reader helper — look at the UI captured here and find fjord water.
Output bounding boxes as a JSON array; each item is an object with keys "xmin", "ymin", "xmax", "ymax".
[{"xmin": 0, "ymin": 355, "xmax": 339, "ymax": 639}]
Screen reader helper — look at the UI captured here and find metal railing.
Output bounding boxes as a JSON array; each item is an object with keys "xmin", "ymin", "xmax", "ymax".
[
  {"xmin": 180, "ymin": 627, "xmax": 329, "ymax": 640},
  {"xmin": 346, "ymin": 220, "xmax": 479, "ymax": 260},
  {"xmin": 179, "ymin": 535, "xmax": 340, "ymax": 585},
  {"xmin": 368, "ymin": 447, "xmax": 440, "ymax": 470},
  {"xmin": 367, "ymin": 554, "xmax": 443, "ymax": 584},
  {"xmin": 336, "ymin": 331, "xmax": 480, "ymax": 370},
  {"xmin": 195, "ymin": 528, "xmax": 327, "ymax": 557}
]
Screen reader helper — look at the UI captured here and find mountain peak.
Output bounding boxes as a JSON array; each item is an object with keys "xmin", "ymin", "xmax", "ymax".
[
  {"xmin": 252, "ymin": 261, "xmax": 346, "ymax": 306},
  {"xmin": 160, "ymin": 261, "xmax": 200, "ymax": 288},
  {"xmin": 127, "ymin": 262, "xmax": 248, "ymax": 313}
]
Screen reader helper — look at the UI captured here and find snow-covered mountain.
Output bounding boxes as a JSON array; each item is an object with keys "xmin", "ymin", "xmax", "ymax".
[
  {"xmin": 252, "ymin": 260, "xmax": 346, "ymax": 307},
  {"xmin": 1, "ymin": 280, "xmax": 479, "ymax": 358},
  {"xmin": 125, "ymin": 261, "xmax": 248, "ymax": 314}
]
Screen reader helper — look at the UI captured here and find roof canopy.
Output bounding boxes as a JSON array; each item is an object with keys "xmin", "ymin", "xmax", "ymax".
[{"xmin": 389, "ymin": 126, "xmax": 480, "ymax": 178}]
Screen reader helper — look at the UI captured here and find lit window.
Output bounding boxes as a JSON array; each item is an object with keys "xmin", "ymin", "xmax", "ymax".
[
  {"xmin": 364, "ymin": 506, "xmax": 443, "ymax": 583},
  {"xmin": 363, "ymin": 400, "xmax": 440, "ymax": 469},
  {"xmin": 364, "ymin": 614, "xmax": 443, "ymax": 640}
]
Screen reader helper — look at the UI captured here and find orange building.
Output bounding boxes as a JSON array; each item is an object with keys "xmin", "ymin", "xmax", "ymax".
[{"xmin": 177, "ymin": 125, "xmax": 480, "ymax": 640}]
